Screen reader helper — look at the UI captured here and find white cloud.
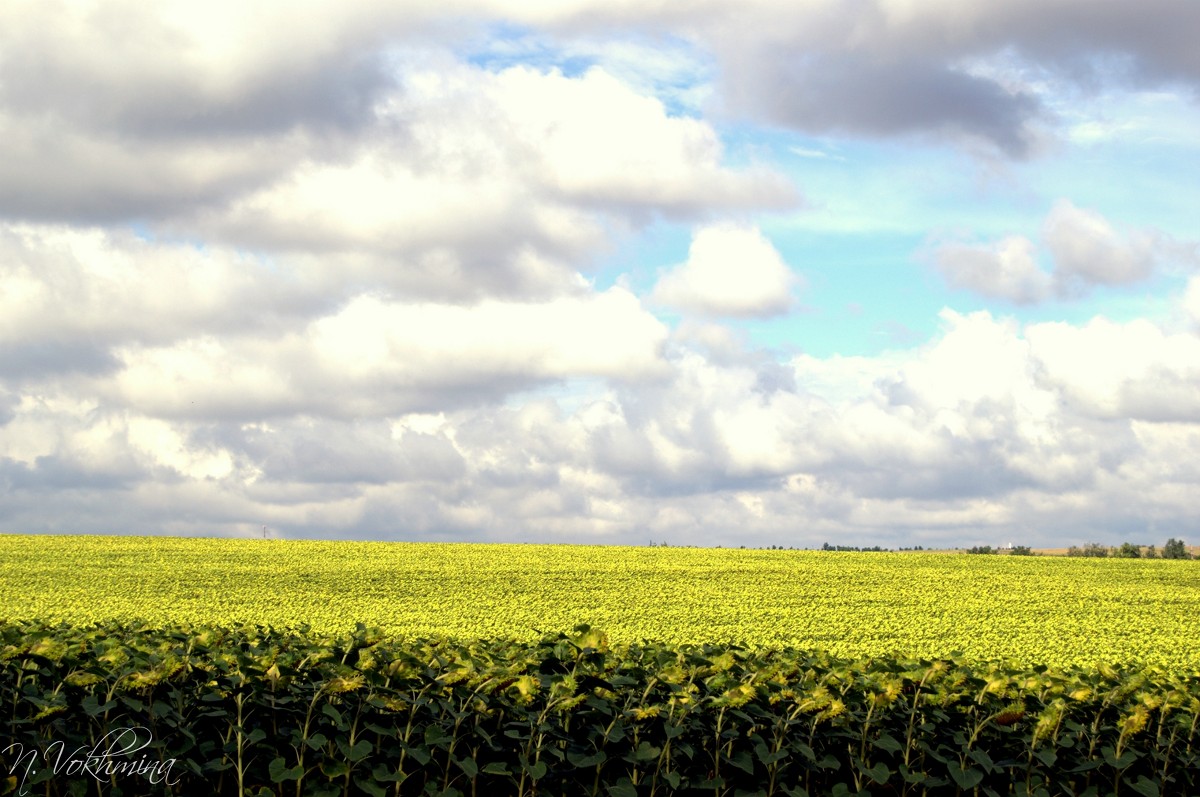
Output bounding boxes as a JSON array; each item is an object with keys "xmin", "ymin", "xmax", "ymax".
[
  {"xmin": 934, "ymin": 235, "xmax": 1052, "ymax": 304},
  {"xmin": 522, "ymin": 0, "xmax": 1200, "ymax": 158},
  {"xmin": 5, "ymin": 304, "xmax": 1200, "ymax": 546},
  {"xmin": 3, "ymin": 0, "xmax": 1200, "ymax": 549},
  {"xmin": 490, "ymin": 66, "xmax": 792, "ymax": 211},
  {"xmin": 652, "ymin": 224, "xmax": 800, "ymax": 317},
  {"xmin": 1, "ymin": 6, "xmax": 796, "ymax": 303},
  {"xmin": 308, "ymin": 289, "xmax": 669, "ymax": 386},
  {"xmin": 932, "ymin": 200, "xmax": 1188, "ymax": 303},
  {"xmin": 0, "ymin": 224, "xmax": 303, "ymax": 352},
  {"xmin": 1043, "ymin": 200, "xmax": 1157, "ymax": 292},
  {"xmin": 105, "ymin": 288, "xmax": 669, "ymax": 420},
  {"xmin": 176, "ymin": 62, "xmax": 796, "ymax": 301},
  {"xmin": 1184, "ymin": 276, "xmax": 1200, "ymax": 325},
  {"xmin": 1027, "ymin": 317, "xmax": 1200, "ymax": 422}
]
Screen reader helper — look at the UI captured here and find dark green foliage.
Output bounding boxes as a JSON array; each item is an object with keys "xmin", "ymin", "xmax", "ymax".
[
  {"xmin": 1162, "ymin": 538, "xmax": 1189, "ymax": 560},
  {"xmin": 1008, "ymin": 546, "xmax": 1034, "ymax": 556},
  {"xmin": 2, "ymin": 621, "xmax": 1199, "ymax": 796},
  {"xmin": 1067, "ymin": 542, "xmax": 1110, "ymax": 558},
  {"xmin": 966, "ymin": 546, "xmax": 994, "ymax": 555},
  {"xmin": 821, "ymin": 543, "xmax": 887, "ymax": 552},
  {"xmin": 1113, "ymin": 542, "xmax": 1143, "ymax": 559}
]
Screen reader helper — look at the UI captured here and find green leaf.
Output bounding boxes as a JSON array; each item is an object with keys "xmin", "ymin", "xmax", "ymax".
[
  {"xmin": 863, "ymin": 761, "xmax": 891, "ymax": 785},
  {"xmin": 1101, "ymin": 746, "xmax": 1138, "ymax": 770},
  {"xmin": 425, "ymin": 725, "xmax": 453, "ymax": 746},
  {"xmin": 322, "ymin": 702, "xmax": 345, "ymax": 726},
  {"xmin": 632, "ymin": 741, "xmax": 661, "ymax": 763},
  {"xmin": 1034, "ymin": 747, "xmax": 1057, "ymax": 767},
  {"xmin": 606, "ymin": 778, "xmax": 638, "ymax": 797},
  {"xmin": 81, "ymin": 694, "xmax": 117, "ymax": 716},
  {"xmin": 347, "ymin": 739, "xmax": 373, "ymax": 762},
  {"xmin": 482, "ymin": 762, "xmax": 510, "ymax": 776},
  {"xmin": 1066, "ymin": 758, "xmax": 1104, "ymax": 773},
  {"xmin": 320, "ymin": 760, "xmax": 350, "ymax": 778},
  {"xmin": 354, "ymin": 779, "xmax": 388, "ymax": 797},
  {"xmin": 1129, "ymin": 776, "xmax": 1159, "ymax": 797},
  {"xmin": 728, "ymin": 750, "xmax": 755, "ymax": 775},
  {"xmin": 405, "ymin": 745, "xmax": 432, "ymax": 766},
  {"xmin": 268, "ymin": 757, "xmax": 304, "ymax": 783},
  {"xmin": 524, "ymin": 760, "xmax": 547, "ymax": 781},
  {"xmin": 948, "ymin": 762, "xmax": 984, "ymax": 790},
  {"xmin": 454, "ymin": 756, "xmax": 478, "ymax": 778},
  {"xmin": 873, "ymin": 734, "xmax": 904, "ymax": 754},
  {"xmin": 567, "ymin": 750, "xmax": 606, "ymax": 767},
  {"xmin": 968, "ymin": 747, "xmax": 995, "ymax": 773}
]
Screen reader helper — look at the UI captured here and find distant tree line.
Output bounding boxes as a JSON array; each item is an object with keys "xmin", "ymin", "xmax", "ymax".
[
  {"xmin": 650, "ymin": 539, "xmax": 1192, "ymax": 558},
  {"xmin": 823, "ymin": 543, "xmax": 886, "ymax": 552},
  {"xmin": 1066, "ymin": 538, "xmax": 1191, "ymax": 559},
  {"xmin": 967, "ymin": 545, "xmax": 1034, "ymax": 555}
]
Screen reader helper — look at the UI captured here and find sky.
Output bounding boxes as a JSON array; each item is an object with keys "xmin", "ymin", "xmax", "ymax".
[{"xmin": 2, "ymin": 0, "xmax": 1199, "ymax": 549}]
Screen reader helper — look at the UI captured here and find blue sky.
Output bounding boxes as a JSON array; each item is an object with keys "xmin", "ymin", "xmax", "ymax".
[{"xmin": 1, "ymin": 0, "xmax": 1198, "ymax": 548}]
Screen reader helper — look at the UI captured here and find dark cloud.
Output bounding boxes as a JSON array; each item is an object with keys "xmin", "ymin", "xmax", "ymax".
[
  {"xmin": 0, "ymin": 455, "xmax": 141, "ymax": 493},
  {"xmin": 226, "ymin": 421, "xmax": 466, "ymax": 485},
  {"xmin": 745, "ymin": 53, "xmax": 1041, "ymax": 156},
  {"xmin": 0, "ymin": 123, "xmax": 306, "ymax": 225},
  {"xmin": 985, "ymin": 0, "xmax": 1200, "ymax": 88},
  {"xmin": 113, "ymin": 55, "xmax": 392, "ymax": 140},
  {"xmin": 681, "ymin": 0, "xmax": 1200, "ymax": 157},
  {"xmin": 0, "ymin": 341, "xmax": 120, "ymax": 380}
]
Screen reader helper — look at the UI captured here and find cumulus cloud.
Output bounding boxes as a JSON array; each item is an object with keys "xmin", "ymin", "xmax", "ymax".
[
  {"xmin": 0, "ymin": 3, "xmax": 796, "ymax": 283},
  {"xmin": 4, "ymin": 302, "xmax": 1200, "ymax": 546},
  {"xmin": 0, "ymin": 1, "xmax": 412, "ymax": 137},
  {"xmin": 933, "ymin": 200, "xmax": 1189, "ymax": 303},
  {"xmin": 1027, "ymin": 317, "xmax": 1200, "ymax": 422},
  {"xmin": 736, "ymin": 50, "xmax": 1043, "ymax": 156},
  {"xmin": 934, "ymin": 235, "xmax": 1052, "ymax": 304},
  {"xmin": 173, "ymin": 62, "xmax": 796, "ymax": 301},
  {"xmin": 103, "ymin": 288, "xmax": 669, "ymax": 421},
  {"xmin": 0, "ymin": 224, "xmax": 314, "ymax": 353},
  {"xmin": 652, "ymin": 224, "xmax": 799, "ymax": 317},
  {"xmin": 3, "ymin": 0, "xmax": 1200, "ymax": 550},
  {"xmin": 1042, "ymin": 200, "xmax": 1158, "ymax": 293},
  {"xmin": 1185, "ymin": 277, "xmax": 1200, "ymax": 326},
  {"xmin": 534, "ymin": 0, "xmax": 1200, "ymax": 157},
  {"xmin": 0, "ymin": 1, "xmax": 432, "ymax": 223}
]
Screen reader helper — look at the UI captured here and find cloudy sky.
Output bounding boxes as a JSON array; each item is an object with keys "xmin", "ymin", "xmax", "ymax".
[{"xmin": 2, "ymin": 0, "xmax": 1199, "ymax": 548}]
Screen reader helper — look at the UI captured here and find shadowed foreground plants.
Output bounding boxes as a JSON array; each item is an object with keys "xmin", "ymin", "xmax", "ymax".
[{"xmin": 2, "ymin": 621, "xmax": 1198, "ymax": 796}]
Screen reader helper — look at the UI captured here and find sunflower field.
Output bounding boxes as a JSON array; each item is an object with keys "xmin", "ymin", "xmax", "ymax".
[{"xmin": 2, "ymin": 534, "xmax": 1199, "ymax": 795}]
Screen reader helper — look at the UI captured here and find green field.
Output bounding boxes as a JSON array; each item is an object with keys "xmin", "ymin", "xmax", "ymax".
[{"xmin": 4, "ymin": 534, "xmax": 1199, "ymax": 672}]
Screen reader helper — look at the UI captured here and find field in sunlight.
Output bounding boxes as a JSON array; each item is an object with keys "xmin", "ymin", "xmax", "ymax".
[{"xmin": 3, "ymin": 534, "xmax": 1199, "ymax": 671}]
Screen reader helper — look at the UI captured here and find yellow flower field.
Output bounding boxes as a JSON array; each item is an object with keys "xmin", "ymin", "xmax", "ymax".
[{"xmin": 2, "ymin": 534, "xmax": 1198, "ymax": 672}]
